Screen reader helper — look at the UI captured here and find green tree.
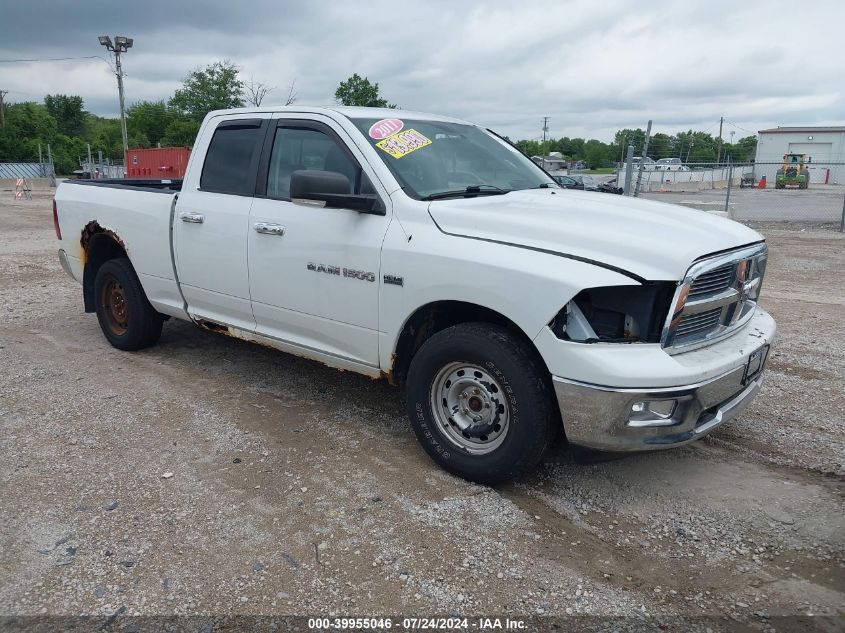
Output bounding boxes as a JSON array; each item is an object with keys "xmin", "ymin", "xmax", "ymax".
[
  {"xmin": 0, "ymin": 102, "xmax": 59, "ymax": 162},
  {"xmin": 44, "ymin": 94, "xmax": 86, "ymax": 137},
  {"xmin": 583, "ymin": 139, "xmax": 611, "ymax": 168},
  {"xmin": 334, "ymin": 74, "xmax": 396, "ymax": 108},
  {"xmin": 514, "ymin": 139, "xmax": 542, "ymax": 156},
  {"xmin": 169, "ymin": 61, "xmax": 244, "ymax": 122},
  {"xmin": 726, "ymin": 135, "xmax": 757, "ymax": 162},
  {"xmin": 86, "ymin": 115, "xmax": 124, "ymax": 159},
  {"xmin": 161, "ymin": 119, "xmax": 201, "ymax": 147},
  {"xmin": 127, "ymin": 100, "xmax": 173, "ymax": 146},
  {"xmin": 676, "ymin": 130, "xmax": 717, "ymax": 163},
  {"xmin": 648, "ymin": 133, "xmax": 674, "ymax": 160}
]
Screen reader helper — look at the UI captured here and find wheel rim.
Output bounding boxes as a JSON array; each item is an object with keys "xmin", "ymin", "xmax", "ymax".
[
  {"xmin": 101, "ymin": 278, "xmax": 129, "ymax": 335},
  {"xmin": 429, "ymin": 362, "xmax": 510, "ymax": 454}
]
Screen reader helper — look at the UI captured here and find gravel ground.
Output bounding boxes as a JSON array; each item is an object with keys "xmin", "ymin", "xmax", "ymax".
[{"xmin": 0, "ymin": 192, "xmax": 843, "ymax": 630}]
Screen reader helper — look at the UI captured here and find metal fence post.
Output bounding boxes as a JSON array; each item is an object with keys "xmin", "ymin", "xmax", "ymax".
[
  {"xmin": 840, "ymin": 194, "xmax": 845, "ymax": 233},
  {"xmin": 724, "ymin": 162, "xmax": 734, "ymax": 219},
  {"xmin": 624, "ymin": 145, "xmax": 634, "ymax": 196}
]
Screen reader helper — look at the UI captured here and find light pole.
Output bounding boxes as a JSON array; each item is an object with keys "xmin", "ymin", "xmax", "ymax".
[{"xmin": 98, "ymin": 35, "xmax": 133, "ymax": 158}]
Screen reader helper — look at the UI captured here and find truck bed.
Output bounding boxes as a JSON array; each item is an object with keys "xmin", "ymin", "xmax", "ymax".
[
  {"xmin": 68, "ymin": 178, "xmax": 183, "ymax": 192},
  {"xmin": 54, "ymin": 178, "xmax": 187, "ymax": 319}
]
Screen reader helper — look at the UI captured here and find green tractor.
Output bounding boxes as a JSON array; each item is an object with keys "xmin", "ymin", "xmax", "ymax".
[{"xmin": 775, "ymin": 153, "xmax": 810, "ymax": 189}]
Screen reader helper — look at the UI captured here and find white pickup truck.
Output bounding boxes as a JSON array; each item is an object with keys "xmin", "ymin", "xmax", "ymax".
[{"xmin": 53, "ymin": 106, "xmax": 776, "ymax": 483}]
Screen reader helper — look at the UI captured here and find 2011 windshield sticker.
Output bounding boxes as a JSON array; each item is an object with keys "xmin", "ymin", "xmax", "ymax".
[
  {"xmin": 368, "ymin": 118, "xmax": 404, "ymax": 139},
  {"xmin": 375, "ymin": 129, "xmax": 432, "ymax": 159}
]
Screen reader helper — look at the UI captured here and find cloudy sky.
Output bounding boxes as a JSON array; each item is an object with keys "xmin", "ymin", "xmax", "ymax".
[{"xmin": 1, "ymin": 1, "xmax": 843, "ymax": 142}]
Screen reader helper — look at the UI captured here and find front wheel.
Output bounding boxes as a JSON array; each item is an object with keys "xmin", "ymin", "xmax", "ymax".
[{"xmin": 406, "ymin": 323, "xmax": 556, "ymax": 484}]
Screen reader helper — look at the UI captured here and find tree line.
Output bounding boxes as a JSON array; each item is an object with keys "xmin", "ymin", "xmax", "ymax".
[
  {"xmin": 0, "ymin": 60, "xmax": 756, "ymax": 174},
  {"xmin": 513, "ymin": 128, "xmax": 757, "ymax": 168}
]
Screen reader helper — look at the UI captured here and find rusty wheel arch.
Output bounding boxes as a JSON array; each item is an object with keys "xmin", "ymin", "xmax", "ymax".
[{"xmin": 81, "ymin": 221, "xmax": 129, "ymax": 313}]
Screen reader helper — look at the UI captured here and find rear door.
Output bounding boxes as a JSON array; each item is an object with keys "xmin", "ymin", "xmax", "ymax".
[
  {"xmin": 247, "ymin": 116, "xmax": 391, "ymax": 367},
  {"xmin": 173, "ymin": 116, "xmax": 269, "ymax": 330}
]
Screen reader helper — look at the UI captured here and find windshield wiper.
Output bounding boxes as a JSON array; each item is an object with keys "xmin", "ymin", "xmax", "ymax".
[{"xmin": 423, "ymin": 185, "xmax": 510, "ymax": 201}]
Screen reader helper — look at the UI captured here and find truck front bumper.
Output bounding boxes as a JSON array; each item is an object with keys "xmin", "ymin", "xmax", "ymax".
[{"xmin": 551, "ymin": 308, "xmax": 776, "ymax": 452}]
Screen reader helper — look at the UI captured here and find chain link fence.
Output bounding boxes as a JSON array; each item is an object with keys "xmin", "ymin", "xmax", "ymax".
[{"xmin": 616, "ymin": 161, "xmax": 845, "ymax": 230}]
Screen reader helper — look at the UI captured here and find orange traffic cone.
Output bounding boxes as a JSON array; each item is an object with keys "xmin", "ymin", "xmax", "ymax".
[{"xmin": 758, "ymin": 175, "xmax": 767, "ymax": 189}]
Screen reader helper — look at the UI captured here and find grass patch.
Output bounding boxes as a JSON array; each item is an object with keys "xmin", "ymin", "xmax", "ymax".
[{"xmin": 579, "ymin": 167, "xmax": 616, "ymax": 174}]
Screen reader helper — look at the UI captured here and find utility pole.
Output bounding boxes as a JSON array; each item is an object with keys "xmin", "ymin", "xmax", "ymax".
[
  {"xmin": 541, "ymin": 116, "xmax": 550, "ymax": 170},
  {"xmin": 0, "ymin": 90, "xmax": 8, "ymax": 127},
  {"xmin": 716, "ymin": 116, "xmax": 724, "ymax": 165},
  {"xmin": 114, "ymin": 50, "xmax": 128, "ymax": 154},
  {"xmin": 98, "ymin": 36, "xmax": 133, "ymax": 157}
]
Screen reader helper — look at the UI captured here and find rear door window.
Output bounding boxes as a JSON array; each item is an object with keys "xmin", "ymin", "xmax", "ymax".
[{"xmin": 200, "ymin": 120, "xmax": 264, "ymax": 195}]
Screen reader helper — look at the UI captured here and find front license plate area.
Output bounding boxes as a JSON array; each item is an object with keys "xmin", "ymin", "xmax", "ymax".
[{"xmin": 744, "ymin": 345, "xmax": 769, "ymax": 385}]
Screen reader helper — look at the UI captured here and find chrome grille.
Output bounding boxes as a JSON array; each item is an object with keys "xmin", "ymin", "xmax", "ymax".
[
  {"xmin": 662, "ymin": 243, "xmax": 768, "ymax": 352},
  {"xmin": 688, "ymin": 263, "xmax": 734, "ymax": 299},
  {"xmin": 674, "ymin": 307, "xmax": 723, "ymax": 340}
]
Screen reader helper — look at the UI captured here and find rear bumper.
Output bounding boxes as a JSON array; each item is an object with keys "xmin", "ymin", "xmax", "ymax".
[{"xmin": 552, "ymin": 309, "xmax": 776, "ymax": 452}]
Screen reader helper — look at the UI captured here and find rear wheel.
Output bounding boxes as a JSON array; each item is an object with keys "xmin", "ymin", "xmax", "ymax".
[
  {"xmin": 406, "ymin": 323, "xmax": 555, "ymax": 484},
  {"xmin": 94, "ymin": 258, "xmax": 163, "ymax": 350}
]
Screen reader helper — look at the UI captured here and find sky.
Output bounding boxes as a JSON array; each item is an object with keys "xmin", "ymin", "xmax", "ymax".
[{"xmin": 1, "ymin": 1, "xmax": 843, "ymax": 142}]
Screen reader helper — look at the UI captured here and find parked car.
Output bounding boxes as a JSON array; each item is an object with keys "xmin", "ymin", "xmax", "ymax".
[
  {"xmin": 53, "ymin": 106, "xmax": 776, "ymax": 484},
  {"xmin": 568, "ymin": 174, "xmax": 600, "ymax": 191},
  {"xmin": 553, "ymin": 175, "xmax": 579, "ymax": 188},
  {"xmin": 655, "ymin": 158, "xmax": 690, "ymax": 172},
  {"xmin": 627, "ymin": 156, "xmax": 657, "ymax": 171}
]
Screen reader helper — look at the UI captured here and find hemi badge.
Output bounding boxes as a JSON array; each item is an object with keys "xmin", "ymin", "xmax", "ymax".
[{"xmin": 383, "ymin": 274, "xmax": 404, "ymax": 287}]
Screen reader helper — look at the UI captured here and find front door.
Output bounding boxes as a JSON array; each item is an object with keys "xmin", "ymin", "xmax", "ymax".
[{"xmin": 247, "ymin": 117, "xmax": 391, "ymax": 367}]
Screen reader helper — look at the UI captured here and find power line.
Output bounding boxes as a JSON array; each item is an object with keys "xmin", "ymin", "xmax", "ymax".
[
  {"xmin": 723, "ymin": 118, "xmax": 757, "ymax": 136},
  {"xmin": 0, "ymin": 55, "xmax": 108, "ymax": 63}
]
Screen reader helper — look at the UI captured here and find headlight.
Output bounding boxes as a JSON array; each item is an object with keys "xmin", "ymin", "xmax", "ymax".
[
  {"xmin": 745, "ymin": 252, "xmax": 767, "ymax": 302},
  {"xmin": 549, "ymin": 283, "xmax": 676, "ymax": 343}
]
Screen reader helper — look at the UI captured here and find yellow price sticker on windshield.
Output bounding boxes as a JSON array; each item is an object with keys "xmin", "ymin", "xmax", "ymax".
[{"xmin": 375, "ymin": 129, "xmax": 432, "ymax": 159}]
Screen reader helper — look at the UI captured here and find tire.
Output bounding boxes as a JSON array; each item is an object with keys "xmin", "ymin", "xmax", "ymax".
[
  {"xmin": 93, "ymin": 258, "xmax": 163, "ymax": 351},
  {"xmin": 406, "ymin": 323, "xmax": 556, "ymax": 484}
]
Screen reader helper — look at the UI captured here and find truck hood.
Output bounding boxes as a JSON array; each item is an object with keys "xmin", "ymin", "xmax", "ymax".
[{"xmin": 427, "ymin": 189, "xmax": 763, "ymax": 281}]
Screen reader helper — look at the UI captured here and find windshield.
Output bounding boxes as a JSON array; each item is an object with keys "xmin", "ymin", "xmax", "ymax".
[{"xmin": 349, "ymin": 117, "xmax": 553, "ymax": 199}]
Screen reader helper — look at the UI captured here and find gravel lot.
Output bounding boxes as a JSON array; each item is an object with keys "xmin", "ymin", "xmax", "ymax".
[
  {"xmin": 1, "ymin": 191, "xmax": 843, "ymax": 629},
  {"xmin": 642, "ymin": 185, "xmax": 845, "ymax": 223}
]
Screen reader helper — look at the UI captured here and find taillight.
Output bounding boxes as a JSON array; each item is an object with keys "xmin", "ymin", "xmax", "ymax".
[{"xmin": 52, "ymin": 199, "xmax": 62, "ymax": 240}]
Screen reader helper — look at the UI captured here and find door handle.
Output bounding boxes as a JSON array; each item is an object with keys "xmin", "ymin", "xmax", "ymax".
[
  {"xmin": 180, "ymin": 212, "xmax": 205, "ymax": 223},
  {"xmin": 254, "ymin": 222, "xmax": 285, "ymax": 236}
]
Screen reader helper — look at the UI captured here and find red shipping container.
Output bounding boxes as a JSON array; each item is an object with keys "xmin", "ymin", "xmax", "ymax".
[{"xmin": 125, "ymin": 147, "xmax": 192, "ymax": 179}]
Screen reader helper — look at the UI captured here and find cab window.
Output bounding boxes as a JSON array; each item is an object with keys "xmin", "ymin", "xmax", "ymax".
[
  {"xmin": 200, "ymin": 120, "xmax": 264, "ymax": 196},
  {"xmin": 266, "ymin": 126, "xmax": 363, "ymax": 200}
]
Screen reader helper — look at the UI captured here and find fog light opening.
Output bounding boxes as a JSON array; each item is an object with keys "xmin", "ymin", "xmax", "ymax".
[{"xmin": 627, "ymin": 399, "xmax": 678, "ymax": 427}]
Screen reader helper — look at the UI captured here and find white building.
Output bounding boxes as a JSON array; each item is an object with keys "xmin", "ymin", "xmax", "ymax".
[{"xmin": 754, "ymin": 126, "xmax": 845, "ymax": 185}]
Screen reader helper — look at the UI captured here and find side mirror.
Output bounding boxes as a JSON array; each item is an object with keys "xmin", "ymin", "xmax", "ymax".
[{"xmin": 290, "ymin": 170, "xmax": 385, "ymax": 215}]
